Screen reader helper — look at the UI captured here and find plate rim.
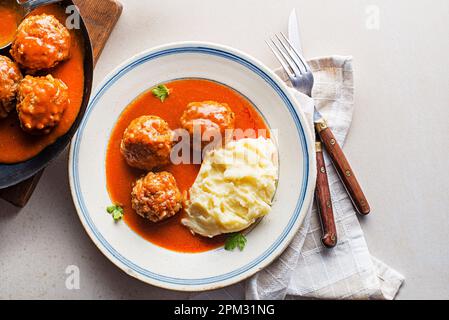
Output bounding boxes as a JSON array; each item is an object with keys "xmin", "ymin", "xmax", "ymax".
[{"xmin": 68, "ymin": 41, "xmax": 316, "ymax": 291}]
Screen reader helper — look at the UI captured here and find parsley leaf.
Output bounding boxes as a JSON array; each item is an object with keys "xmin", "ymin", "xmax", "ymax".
[
  {"xmin": 224, "ymin": 233, "xmax": 247, "ymax": 251},
  {"xmin": 106, "ymin": 204, "xmax": 124, "ymax": 221},
  {"xmin": 151, "ymin": 84, "xmax": 170, "ymax": 102}
]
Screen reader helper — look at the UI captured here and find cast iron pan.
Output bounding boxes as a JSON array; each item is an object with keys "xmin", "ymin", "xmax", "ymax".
[{"xmin": 0, "ymin": 0, "xmax": 94, "ymax": 188}]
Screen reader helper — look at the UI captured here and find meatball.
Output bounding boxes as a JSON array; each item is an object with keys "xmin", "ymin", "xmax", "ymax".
[
  {"xmin": 0, "ymin": 55, "xmax": 22, "ymax": 118},
  {"xmin": 120, "ymin": 115, "xmax": 174, "ymax": 170},
  {"xmin": 131, "ymin": 171, "xmax": 182, "ymax": 222},
  {"xmin": 10, "ymin": 14, "xmax": 71, "ymax": 72},
  {"xmin": 180, "ymin": 101, "xmax": 235, "ymax": 146},
  {"xmin": 16, "ymin": 74, "xmax": 69, "ymax": 135}
]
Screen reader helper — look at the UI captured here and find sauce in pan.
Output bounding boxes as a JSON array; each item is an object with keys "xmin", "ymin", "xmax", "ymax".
[
  {"xmin": 0, "ymin": 1, "xmax": 22, "ymax": 48},
  {"xmin": 0, "ymin": 4, "xmax": 84, "ymax": 163},
  {"xmin": 106, "ymin": 79, "xmax": 269, "ymax": 253}
]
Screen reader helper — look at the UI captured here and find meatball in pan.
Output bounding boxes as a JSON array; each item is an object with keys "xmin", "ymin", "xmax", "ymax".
[
  {"xmin": 131, "ymin": 171, "xmax": 183, "ymax": 223},
  {"xmin": 17, "ymin": 74, "xmax": 69, "ymax": 135},
  {"xmin": 10, "ymin": 14, "xmax": 71, "ymax": 73},
  {"xmin": 0, "ymin": 55, "xmax": 22, "ymax": 118}
]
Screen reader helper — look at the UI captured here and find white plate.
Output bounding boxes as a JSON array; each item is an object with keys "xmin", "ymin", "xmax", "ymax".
[{"xmin": 69, "ymin": 42, "xmax": 316, "ymax": 291}]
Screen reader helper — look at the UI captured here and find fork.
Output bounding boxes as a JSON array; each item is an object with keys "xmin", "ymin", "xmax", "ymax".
[{"xmin": 267, "ymin": 33, "xmax": 371, "ymax": 243}]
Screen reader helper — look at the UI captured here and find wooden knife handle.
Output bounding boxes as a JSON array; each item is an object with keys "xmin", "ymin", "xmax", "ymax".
[
  {"xmin": 315, "ymin": 119, "xmax": 371, "ymax": 215},
  {"xmin": 315, "ymin": 142, "xmax": 337, "ymax": 248}
]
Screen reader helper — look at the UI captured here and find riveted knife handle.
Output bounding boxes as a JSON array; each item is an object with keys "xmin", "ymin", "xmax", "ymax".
[
  {"xmin": 315, "ymin": 119, "xmax": 371, "ymax": 215},
  {"xmin": 315, "ymin": 141, "xmax": 337, "ymax": 248}
]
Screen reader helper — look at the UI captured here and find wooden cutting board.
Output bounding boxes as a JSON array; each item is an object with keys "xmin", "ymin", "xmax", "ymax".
[{"xmin": 0, "ymin": 0, "xmax": 123, "ymax": 207}]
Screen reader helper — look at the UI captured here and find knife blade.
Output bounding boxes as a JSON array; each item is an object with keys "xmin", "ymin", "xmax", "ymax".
[
  {"xmin": 288, "ymin": 9, "xmax": 325, "ymax": 124},
  {"xmin": 288, "ymin": 9, "xmax": 303, "ymax": 54}
]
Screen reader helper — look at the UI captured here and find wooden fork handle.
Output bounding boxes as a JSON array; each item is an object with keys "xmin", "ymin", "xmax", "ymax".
[
  {"xmin": 315, "ymin": 142, "xmax": 337, "ymax": 248},
  {"xmin": 315, "ymin": 119, "xmax": 371, "ymax": 215}
]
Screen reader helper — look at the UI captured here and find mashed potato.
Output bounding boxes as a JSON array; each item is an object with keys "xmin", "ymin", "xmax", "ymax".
[{"xmin": 182, "ymin": 137, "xmax": 278, "ymax": 237}]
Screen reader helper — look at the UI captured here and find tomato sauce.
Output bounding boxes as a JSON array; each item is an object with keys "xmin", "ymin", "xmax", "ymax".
[
  {"xmin": 0, "ymin": 4, "xmax": 85, "ymax": 163},
  {"xmin": 106, "ymin": 79, "xmax": 269, "ymax": 253},
  {"xmin": 0, "ymin": 1, "xmax": 22, "ymax": 48}
]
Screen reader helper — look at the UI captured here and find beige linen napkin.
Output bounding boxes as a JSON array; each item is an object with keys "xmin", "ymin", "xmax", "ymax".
[{"xmin": 192, "ymin": 56, "xmax": 404, "ymax": 300}]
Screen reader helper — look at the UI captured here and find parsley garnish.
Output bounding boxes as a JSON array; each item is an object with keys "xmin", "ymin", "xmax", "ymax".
[
  {"xmin": 151, "ymin": 84, "xmax": 170, "ymax": 102},
  {"xmin": 224, "ymin": 233, "xmax": 247, "ymax": 251},
  {"xmin": 106, "ymin": 204, "xmax": 124, "ymax": 221}
]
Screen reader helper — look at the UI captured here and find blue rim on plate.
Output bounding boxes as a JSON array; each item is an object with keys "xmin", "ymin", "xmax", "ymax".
[{"xmin": 70, "ymin": 43, "xmax": 312, "ymax": 290}]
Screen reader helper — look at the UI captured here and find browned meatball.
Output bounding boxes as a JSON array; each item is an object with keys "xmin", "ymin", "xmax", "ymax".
[
  {"xmin": 180, "ymin": 101, "xmax": 235, "ymax": 146},
  {"xmin": 10, "ymin": 14, "xmax": 70, "ymax": 72},
  {"xmin": 131, "ymin": 171, "xmax": 182, "ymax": 222},
  {"xmin": 16, "ymin": 74, "xmax": 69, "ymax": 135},
  {"xmin": 120, "ymin": 116, "xmax": 174, "ymax": 170},
  {"xmin": 0, "ymin": 55, "xmax": 22, "ymax": 118}
]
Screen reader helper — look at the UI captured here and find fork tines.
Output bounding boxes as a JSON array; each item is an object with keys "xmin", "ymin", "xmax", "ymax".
[{"xmin": 266, "ymin": 32, "xmax": 309, "ymax": 78}]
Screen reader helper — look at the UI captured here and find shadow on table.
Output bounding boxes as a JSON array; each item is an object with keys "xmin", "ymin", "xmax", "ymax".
[{"xmin": 0, "ymin": 200, "xmax": 21, "ymax": 216}]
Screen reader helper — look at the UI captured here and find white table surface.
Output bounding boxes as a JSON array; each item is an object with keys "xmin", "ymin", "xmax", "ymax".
[{"xmin": 1, "ymin": 0, "xmax": 448, "ymax": 300}]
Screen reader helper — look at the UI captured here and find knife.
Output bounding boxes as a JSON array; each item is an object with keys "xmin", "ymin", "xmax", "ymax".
[
  {"xmin": 288, "ymin": 9, "xmax": 371, "ymax": 217},
  {"xmin": 288, "ymin": 9, "xmax": 303, "ymax": 53},
  {"xmin": 287, "ymin": 10, "xmax": 337, "ymax": 247}
]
